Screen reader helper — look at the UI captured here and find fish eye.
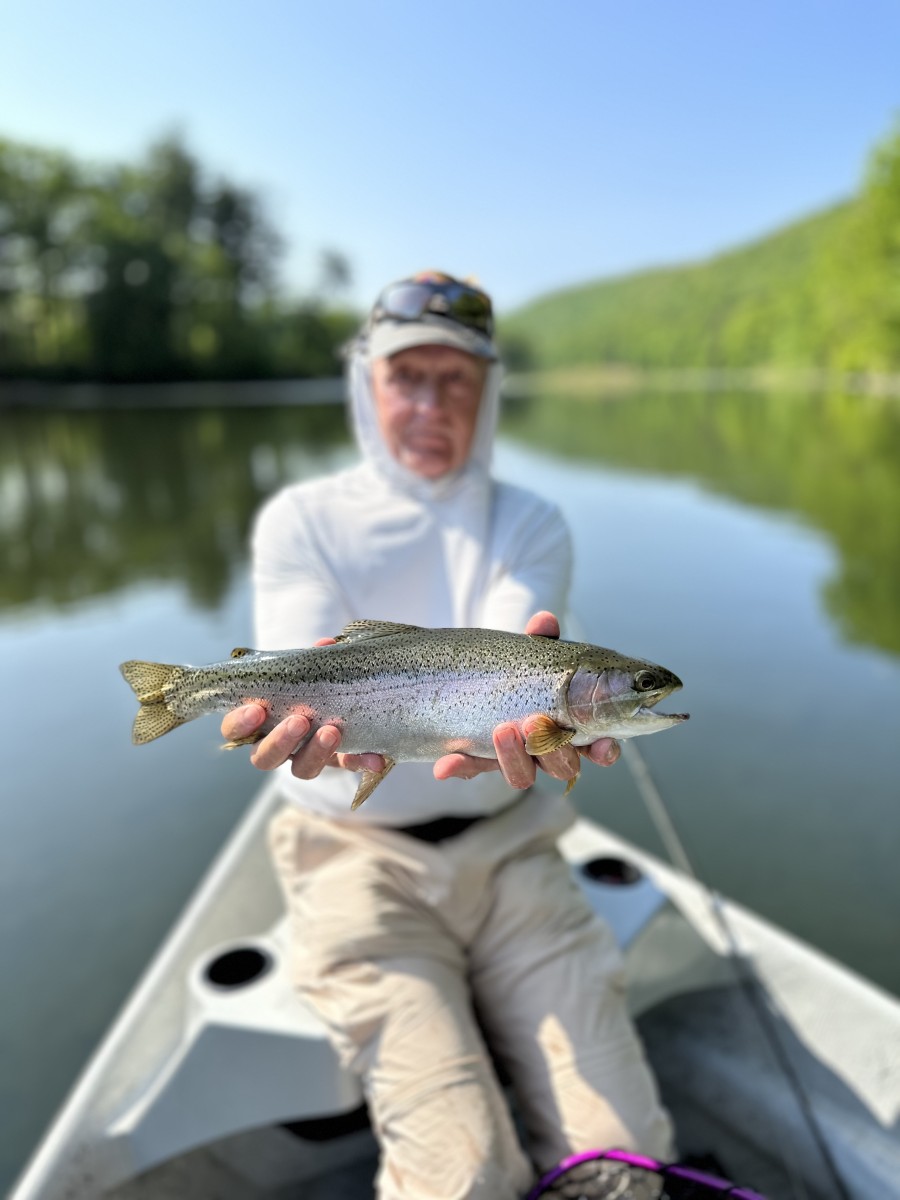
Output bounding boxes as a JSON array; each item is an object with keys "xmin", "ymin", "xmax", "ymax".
[{"xmin": 634, "ymin": 670, "xmax": 658, "ymax": 692}]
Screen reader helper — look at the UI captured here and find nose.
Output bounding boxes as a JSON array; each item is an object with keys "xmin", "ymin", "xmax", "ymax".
[{"xmin": 409, "ymin": 379, "xmax": 441, "ymax": 410}]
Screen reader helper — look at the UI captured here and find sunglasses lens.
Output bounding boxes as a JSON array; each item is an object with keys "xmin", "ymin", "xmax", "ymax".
[
  {"xmin": 448, "ymin": 289, "xmax": 492, "ymax": 331},
  {"xmin": 381, "ymin": 283, "xmax": 434, "ymax": 320}
]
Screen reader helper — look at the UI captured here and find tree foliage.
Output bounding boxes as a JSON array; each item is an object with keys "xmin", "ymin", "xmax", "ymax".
[
  {"xmin": 0, "ymin": 135, "xmax": 356, "ymax": 382},
  {"xmin": 500, "ymin": 120, "xmax": 900, "ymax": 374}
]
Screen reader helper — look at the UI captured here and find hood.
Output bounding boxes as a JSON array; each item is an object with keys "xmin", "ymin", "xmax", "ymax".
[{"xmin": 345, "ymin": 342, "xmax": 504, "ymax": 502}]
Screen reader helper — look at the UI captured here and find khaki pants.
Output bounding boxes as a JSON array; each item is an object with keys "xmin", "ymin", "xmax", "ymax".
[{"xmin": 269, "ymin": 790, "xmax": 674, "ymax": 1200}]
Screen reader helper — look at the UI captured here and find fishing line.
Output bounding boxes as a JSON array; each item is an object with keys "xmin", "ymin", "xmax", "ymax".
[{"xmin": 621, "ymin": 741, "xmax": 852, "ymax": 1200}]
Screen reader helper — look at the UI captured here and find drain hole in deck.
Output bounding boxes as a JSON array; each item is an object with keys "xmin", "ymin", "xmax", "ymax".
[
  {"xmin": 205, "ymin": 946, "xmax": 274, "ymax": 989},
  {"xmin": 580, "ymin": 856, "xmax": 641, "ymax": 886}
]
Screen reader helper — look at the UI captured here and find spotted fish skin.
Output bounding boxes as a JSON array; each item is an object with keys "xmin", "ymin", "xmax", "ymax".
[{"xmin": 120, "ymin": 621, "xmax": 688, "ymax": 763}]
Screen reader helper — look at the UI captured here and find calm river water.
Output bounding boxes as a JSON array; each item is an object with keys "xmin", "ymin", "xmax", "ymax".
[{"xmin": 3, "ymin": 387, "xmax": 900, "ymax": 1191}]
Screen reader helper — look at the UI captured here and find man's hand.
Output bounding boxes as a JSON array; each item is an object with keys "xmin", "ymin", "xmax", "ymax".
[
  {"xmin": 219, "ymin": 638, "xmax": 385, "ymax": 781},
  {"xmin": 433, "ymin": 611, "xmax": 620, "ymax": 789}
]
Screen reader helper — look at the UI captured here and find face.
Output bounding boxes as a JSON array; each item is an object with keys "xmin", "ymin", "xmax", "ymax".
[{"xmin": 371, "ymin": 344, "xmax": 487, "ymax": 479}]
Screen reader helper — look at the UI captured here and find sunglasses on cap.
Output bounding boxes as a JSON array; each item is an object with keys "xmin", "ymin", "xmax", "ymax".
[{"xmin": 371, "ymin": 278, "xmax": 494, "ymax": 337}]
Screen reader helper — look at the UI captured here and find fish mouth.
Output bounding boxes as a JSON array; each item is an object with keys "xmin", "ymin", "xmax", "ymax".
[
  {"xmin": 636, "ymin": 690, "xmax": 689, "ymax": 723},
  {"xmin": 639, "ymin": 707, "xmax": 690, "ymax": 722}
]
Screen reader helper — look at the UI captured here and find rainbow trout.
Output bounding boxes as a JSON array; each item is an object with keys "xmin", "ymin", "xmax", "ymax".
[{"xmin": 120, "ymin": 619, "xmax": 688, "ymax": 808}]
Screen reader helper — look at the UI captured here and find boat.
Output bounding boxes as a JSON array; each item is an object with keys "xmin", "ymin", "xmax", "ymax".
[{"xmin": 10, "ymin": 760, "xmax": 900, "ymax": 1200}]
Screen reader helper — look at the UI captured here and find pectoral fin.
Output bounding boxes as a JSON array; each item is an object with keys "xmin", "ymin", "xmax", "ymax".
[
  {"xmin": 524, "ymin": 715, "xmax": 575, "ymax": 757},
  {"xmin": 351, "ymin": 756, "xmax": 396, "ymax": 810}
]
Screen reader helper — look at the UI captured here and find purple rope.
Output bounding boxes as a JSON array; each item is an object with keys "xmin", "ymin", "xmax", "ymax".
[{"xmin": 525, "ymin": 1148, "xmax": 769, "ymax": 1200}]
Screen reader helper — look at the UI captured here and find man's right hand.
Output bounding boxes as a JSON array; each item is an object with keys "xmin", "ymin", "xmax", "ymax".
[
  {"xmin": 221, "ymin": 634, "xmax": 386, "ymax": 780},
  {"xmin": 222, "ymin": 703, "xmax": 387, "ymax": 780}
]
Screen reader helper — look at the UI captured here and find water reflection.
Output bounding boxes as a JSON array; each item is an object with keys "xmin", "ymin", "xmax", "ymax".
[
  {"xmin": 504, "ymin": 388, "xmax": 900, "ymax": 658},
  {"xmin": 4, "ymin": 390, "xmax": 900, "ymax": 659},
  {"xmin": 2, "ymin": 405, "xmax": 350, "ymax": 612}
]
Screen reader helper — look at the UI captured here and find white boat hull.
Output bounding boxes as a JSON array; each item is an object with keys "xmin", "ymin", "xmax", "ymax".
[{"xmin": 11, "ymin": 778, "xmax": 900, "ymax": 1199}]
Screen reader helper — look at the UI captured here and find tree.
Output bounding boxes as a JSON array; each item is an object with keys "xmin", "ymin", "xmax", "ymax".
[
  {"xmin": 317, "ymin": 249, "xmax": 352, "ymax": 301},
  {"xmin": 0, "ymin": 132, "xmax": 353, "ymax": 382}
]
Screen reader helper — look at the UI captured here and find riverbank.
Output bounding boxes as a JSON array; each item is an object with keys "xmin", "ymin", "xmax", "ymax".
[
  {"xmin": 0, "ymin": 377, "xmax": 345, "ymax": 409},
  {"xmin": 5, "ymin": 365, "xmax": 900, "ymax": 409},
  {"xmin": 503, "ymin": 364, "xmax": 900, "ymax": 399}
]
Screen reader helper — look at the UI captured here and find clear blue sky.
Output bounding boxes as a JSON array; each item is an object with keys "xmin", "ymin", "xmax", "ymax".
[{"xmin": 4, "ymin": 0, "xmax": 899, "ymax": 311}]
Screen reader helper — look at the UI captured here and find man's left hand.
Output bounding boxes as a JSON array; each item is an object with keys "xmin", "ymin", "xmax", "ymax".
[{"xmin": 433, "ymin": 611, "xmax": 620, "ymax": 789}]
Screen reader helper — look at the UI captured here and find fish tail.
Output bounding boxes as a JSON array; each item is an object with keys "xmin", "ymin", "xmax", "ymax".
[{"xmin": 119, "ymin": 660, "xmax": 188, "ymax": 744}]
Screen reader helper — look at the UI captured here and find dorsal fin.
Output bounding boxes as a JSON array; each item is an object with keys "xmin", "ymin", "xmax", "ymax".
[
  {"xmin": 230, "ymin": 646, "xmax": 255, "ymax": 658},
  {"xmin": 334, "ymin": 619, "xmax": 424, "ymax": 643}
]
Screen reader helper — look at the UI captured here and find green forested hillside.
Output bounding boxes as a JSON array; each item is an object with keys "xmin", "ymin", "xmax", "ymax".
[{"xmin": 500, "ymin": 122, "xmax": 900, "ymax": 373}]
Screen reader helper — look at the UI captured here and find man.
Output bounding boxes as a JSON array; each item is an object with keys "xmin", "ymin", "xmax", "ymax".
[{"xmin": 222, "ymin": 272, "xmax": 674, "ymax": 1199}]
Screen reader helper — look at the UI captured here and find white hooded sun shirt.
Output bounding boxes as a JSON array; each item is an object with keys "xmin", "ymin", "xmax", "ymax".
[{"xmin": 251, "ymin": 340, "xmax": 573, "ymax": 824}]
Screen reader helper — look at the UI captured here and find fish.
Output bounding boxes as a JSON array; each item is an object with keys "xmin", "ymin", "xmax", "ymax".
[{"xmin": 120, "ymin": 619, "xmax": 689, "ymax": 809}]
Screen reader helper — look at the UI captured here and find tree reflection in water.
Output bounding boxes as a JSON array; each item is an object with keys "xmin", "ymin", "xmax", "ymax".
[
  {"xmin": 4, "ymin": 389, "xmax": 900, "ymax": 661},
  {"xmin": 503, "ymin": 388, "xmax": 900, "ymax": 659},
  {"xmin": 1, "ymin": 404, "xmax": 350, "ymax": 612}
]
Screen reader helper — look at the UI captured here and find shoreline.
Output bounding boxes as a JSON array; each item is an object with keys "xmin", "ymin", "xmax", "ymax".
[
  {"xmin": 0, "ymin": 376, "xmax": 345, "ymax": 409},
  {"xmin": 4, "ymin": 364, "xmax": 900, "ymax": 409},
  {"xmin": 503, "ymin": 364, "xmax": 900, "ymax": 399}
]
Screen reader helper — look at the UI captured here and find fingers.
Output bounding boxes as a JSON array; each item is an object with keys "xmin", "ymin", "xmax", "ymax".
[
  {"xmin": 221, "ymin": 702, "xmax": 267, "ymax": 743},
  {"xmin": 581, "ymin": 737, "xmax": 621, "ymax": 767},
  {"xmin": 434, "ymin": 728, "xmax": 620, "ymax": 790},
  {"xmin": 337, "ymin": 751, "xmax": 387, "ymax": 774},
  {"xmin": 285, "ymin": 722, "xmax": 343, "ymax": 779},
  {"xmin": 432, "ymin": 731, "xmax": 536, "ymax": 788},
  {"xmin": 434, "ymin": 752, "xmax": 502, "ymax": 782},
  {"xmin": 453, "ymin": 716, "xmax": 583, "ymax": 791},
  {"xmin": 247, "ymin": 715, "xmax": 339, "ymax": 778},
  {"xmin": 519, "ymin": 714, "xmax": 581, "ymax": 783},
  {"xmin": 493, "ymin": 722, "xmax": 537, "ymax": 789},
  {"xmin": 247, "ymin": 715, "xmax": 311, "ymax": 771},
  {"xmin": 246, "ymin": 714, "xmax": 386, "ymax": 781},
  {"xmin": 524, "ymin": 610, "xmax": 560, "ymax": 639},
  {"xmin": 490, "ymin": 717, "xmax": 616, "ymax": 791},
  {"xmin": 534, "ymin": 749, "xmax": 581, "ymax": 781}
]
